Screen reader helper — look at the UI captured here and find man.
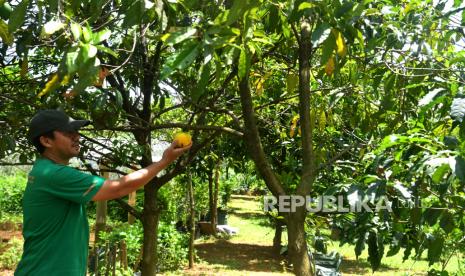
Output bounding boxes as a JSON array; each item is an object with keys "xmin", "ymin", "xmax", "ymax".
[{"xmin": 15, "ymin": 109, "xmax": 191, "ymax": 275}]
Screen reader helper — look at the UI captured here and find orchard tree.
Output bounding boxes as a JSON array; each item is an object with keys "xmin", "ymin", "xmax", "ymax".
[
  {"xmin": 2, "ymin": 0, "xmax": 465, "ymax": 275},
  {"xmin": 0, "ymin": 0, "xmax": 242, "ymax": 275}
]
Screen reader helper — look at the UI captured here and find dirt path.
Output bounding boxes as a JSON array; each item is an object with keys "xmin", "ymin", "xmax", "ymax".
[{"xmin": 177, "ymin": 195, "xmax": 292, "ymax": 275}]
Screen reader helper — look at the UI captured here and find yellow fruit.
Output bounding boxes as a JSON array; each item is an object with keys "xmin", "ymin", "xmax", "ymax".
[
  {"xmin": 325, "ymin": 57, "xmax": 335, "ymax": 76},
  {"xmin": 333, "ymin": 29, "xmax": 347, "ymax": 57},
  {"xmin": 38, "ymin": 74, "xmax": 60, "ymax": 98},
  {"xmin": 174, "ymin": 132, "xmax": 192, "ymax": 147},
  {"xmin": 289, "ymin": 115, "xmax": 299, "ymax": 138}
]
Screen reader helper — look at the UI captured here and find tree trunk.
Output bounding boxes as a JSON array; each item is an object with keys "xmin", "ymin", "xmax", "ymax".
[
  {"xmin": 237, "ymin": 18, "xmax": 316, "ymax": 276},
  {"xmin": 207, "ymin": 166, "xmax": 216, "ymax": 235},
  {"xmin": 287, "ymin": 19, "xmax": 316, "ymax": 276},
  {"xmin": 212, "ymin": 160, "xmax": 221, "ymax": 227},
  {"xmin": 287, "ymin": 206, "xmax": 314, "ymax": 276},
  {"xmin": 187, "ymin": 170, "xmax": 195, "ymax": 268},
  {"xmin": 273, "ymin": 216, "xmax": 285, "ymax": 252},
  {"xmin": 140, "ymin": 182, "xmax": 160, "ymax": 276},
  {"xmin": 238, "ymin": 72, "xmax": 285, "ymax": 198}
]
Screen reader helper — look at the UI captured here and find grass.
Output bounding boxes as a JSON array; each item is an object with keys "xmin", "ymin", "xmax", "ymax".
[
  {"xmin": 170, "ymin": 195, "xmax": 291, "ymax": 275},
  {"xmin": 328, "ymin": 241, "xmax": 463, "ymax": 276},
  {"xmin": 175, "ymin": 195, "xmax": 465, "ymax": 276},
  {"xmin": 1, "ymin": 195, "xmax": 463, "ymax": 275}
]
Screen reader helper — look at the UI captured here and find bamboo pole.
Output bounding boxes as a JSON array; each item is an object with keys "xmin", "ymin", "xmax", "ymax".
[
  {"xmin": 128, "ymin": 191, "xmax": 136, "ymax": 224},
  {"xmin": 94, "ymin": 164, "xmax": 109, "ymax": 273},
  {"xmin": 188, "ymin": 169, "xmax": 195, "ymax": 268}
]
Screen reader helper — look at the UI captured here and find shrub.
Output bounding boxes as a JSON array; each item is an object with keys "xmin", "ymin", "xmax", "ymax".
[
  {"xmin": 0, "ymin": 238, "xmax": 23, "ymax": 270},
  {"xmin": 92, "ymin": 220, "xmax": 189, "ymax": 274},
  {"xmin": 92, "ymin": 222, "xmax": 142, "ymax": 275},
  {"xmin": 0, "ymin": 172, "xmax": 27, "ymax": 214},
  {"xmin": 157, "ymin": 221, "xmax": 189, "ymax": 272}
]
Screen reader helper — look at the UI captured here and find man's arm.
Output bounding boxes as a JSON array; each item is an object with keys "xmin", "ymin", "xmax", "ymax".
[{"xmin": 92, "ymin": 142, "xmax": 190, "ymax": 201}]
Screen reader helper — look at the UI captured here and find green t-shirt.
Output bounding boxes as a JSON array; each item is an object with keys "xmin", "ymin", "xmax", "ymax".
[{"xmin": 15, "ymin": 158, "xmax": 105, "ymax": 276}]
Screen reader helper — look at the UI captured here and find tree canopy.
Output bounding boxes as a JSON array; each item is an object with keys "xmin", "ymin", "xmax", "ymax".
[{"xmin": 1, "ymin": 0, "xmax": 465, "ymax": 275}]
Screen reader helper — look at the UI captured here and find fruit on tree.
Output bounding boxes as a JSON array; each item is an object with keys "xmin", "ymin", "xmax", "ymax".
[{"xmin": 174, "ymin": 132, "xmax": 192, "ymax": 148}]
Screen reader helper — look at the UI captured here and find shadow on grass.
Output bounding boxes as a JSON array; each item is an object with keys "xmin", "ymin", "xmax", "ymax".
[
  {"xmin": 195, "ymin": 239, "xmax": 287, "ymax": 273},
  {"xmin": 340, "ymin": 257, "xmax": 396, "ymax": 274},
  {"xmin": 228, "ymin": 206, "xmax": 274, "ymax": 228},
  {"xmin": 231, "ymin": 195, "xmax": 260, "ymax": 201}
]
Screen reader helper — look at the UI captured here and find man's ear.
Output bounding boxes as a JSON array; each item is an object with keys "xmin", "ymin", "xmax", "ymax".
[{"xmin": 39, "ymin": 135, "xmax": 53, "ymax": 149}]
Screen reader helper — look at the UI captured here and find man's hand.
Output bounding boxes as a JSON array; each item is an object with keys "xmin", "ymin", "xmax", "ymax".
[
  {"xmin": 93, "ymin": 141, "xmax": 192, "ymax": 201},
  {"xmin": 161, "ymin": 141, "xmax": 192, "ymax": 165}
]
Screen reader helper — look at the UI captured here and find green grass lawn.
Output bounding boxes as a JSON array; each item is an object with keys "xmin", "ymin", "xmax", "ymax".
[
  {"xmin": 328, "ymin": 241, "xmax": 463, "ymax": 276},
  {"xmin": 177, "ymin": 195, "xmax": 465, "ymax": 276}
]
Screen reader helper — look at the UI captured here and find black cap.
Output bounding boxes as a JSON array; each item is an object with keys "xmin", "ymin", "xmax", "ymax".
[{"xmin": 28, "ymin": 110, "xmax": 90, "ymax": 142}]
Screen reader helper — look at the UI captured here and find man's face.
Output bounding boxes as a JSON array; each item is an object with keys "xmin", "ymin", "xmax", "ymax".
[{"xmin": 51, "ymin": 130, "xmax": 81, "ymax": 158}]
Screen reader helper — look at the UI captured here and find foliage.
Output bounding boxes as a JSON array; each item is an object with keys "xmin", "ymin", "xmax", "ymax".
[
  {"xmin": 0, "ymin": 238, "xmax": 23, "ymax": 270},
  {"xmin": 95, "ymin": 222, "xmax": 142, "ymax": 274},
  {"xmin": 0, "ymin": 172, "xmax": 27, "ymax": 214},
  {"xmin": 226, "ymin": 163, "xmax": 266, "ymax": 196},
  {"xmin": 95, "ymin": 220, "xmax": 188, "ymax": 273},
  {"xmin": 157, "ymin": 221, "xmax": 189, "ymax": 272},
  {"xmin": 1, "ymin": 0, "xmax": 465, "ymax": 273}
]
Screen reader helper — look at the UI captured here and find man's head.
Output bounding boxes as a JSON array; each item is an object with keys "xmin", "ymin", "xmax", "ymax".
[{"xmin": 29, "ymin": 110, "xmax": 90, "ymax": 158}]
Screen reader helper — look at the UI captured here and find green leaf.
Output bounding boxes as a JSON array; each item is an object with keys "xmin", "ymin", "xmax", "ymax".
[
  {"xmin": 386, "ymin": 233, "xmax": 402, "ymax": 257},
  {"xmin": 431, "ymin": 164, "xmax": 450, "ymax": 184},
  {"xmin": 375, "ymin": 134, "xmax": 407, "ymax": 153},
  {"xmin": 160, "ymin": 42, "xmax": 200, "ymax": 80},
  {"xmin": 311, "ymin": 23, "xmax": 331, "ymax": 46},
  {"xmin": 95, "ymin": 45, "xmax": 118, "ymax": 58},
  {"xmin": 393, "ymin": 182, "xmax": 411, "ymax": 198},
  {"xmin": 0, "ymin": 19, "xmax": 13, "ymax": 45},
  {"xmin": 238, "ymin": 46, "xmax": 250, "ymax": 80},
  {"xmin": 453, "ymin": 156, "xmax": 465, "ymax": 184},
  {"xmin": 403, "ymin": 242, "xmax": 412, "ymax": 262},
  {"xmin": 82, "ymin": 26, "xmax": 92, "ymax": 43},
  {"xmin": 427, "ymin": 234, "xmax": 444, "ymax": 265},
  {"xmin": 47, "ymin": 0, "xmax": 58, "ymax": 13},
  {"xmin": 347, "ymin": 186, "xmax": 363, "ymax": 207},
  {"xmin": 226, "ymin": 0, "xmax": 247, "ymax": 26},
  {"xmin": 439, "ymin": 211, "xmax": 455, "ymax": 233},
  {"xmin": 424, "ymin": 207, "xmax": 443, "ymax": 226},
  {"xmin": 8, "ymin": 0, "xmax": 29, "ymax": 33},
  {"xmin": 192, "ymin": 62, "xmax": 211, "ymax": 102},
  {"xmin": 70, "ymin": 23, "xmax": 82, "ymax": 41},
  {"xmin": 356, "ymin": 29, "xmax": 364, "ymax": 51},
  {"xmin": 41, "ymin": 20, "xmax": 65, "ymax": 38},
  {"xmin": 65, "ymin": 48, "xmax": 79, "ymax": 74},
  {"xmin": 286, "ymin": 74, "xmax": 298, "ymax": 93},
  {"xmin": 335, "ymin": 1, "xmax": 354, "ymax": 18},
  {"xmin": 161, "ymin": 27, "xmax": 197, "ymax": 45},
  {"xmin": 280, "ymin": 14, "xmax": 291, "ymax": 39},
  {"xmin": 384, "ymin": 73, "xmax": 395, "ymax": 93},
  {"xmin": 320, "ymin": 34, "xmax": 336, "ymax": 65},
  {"xmin": 410, "ymin": 207, "xmax": 421, "ymax": 225},
  {"xmin": 81, "ymin": 44, "xmax": 98, "ymax": 59},
  {"xmin": 122, "ymin": 0, "xmax": 145, "ymax": 28},
  {"xmin": 418, "ymin": 88, "xmax": 444, "ymax": 107},
  {"xmin": 367, "ymin": 231, "xmax": 383, "ymax": 271},
  {"xmin": 298, "ymin": 2, "xmax": 315, "ymax": 11},
  {"xmin": 450, "ymin": 56, "xmax": 465, "ymax": 65},
  {"xmin": 450, "ymin": 97, "xmax": 465, "ymax": 123},
  {"xmin": 355, "ymin": 233, "xmax": 366, "ymax": 258},
  {"xmin": 89, "ymin": 0, "xmax": 104, "ymax": 23},
  {"xmin": 462, "ymin": 5, "xmax": 465, "ymax": 26},
  {"xmin": 0, "ymin": 2, "xmax": 12, "ymax": 20},
  {"xmin": 73, "ymin": 58, "xmax": 100, "ymax": 93},
  {"xmin": 91, "ymin": 28, "xmax": 111, "ymax": 44}
]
